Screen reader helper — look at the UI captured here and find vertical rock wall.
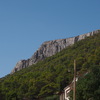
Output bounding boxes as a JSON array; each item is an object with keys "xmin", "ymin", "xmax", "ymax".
[{"xmin": 11, "ymin": 30, "xmax": 100, "ymax": 74}]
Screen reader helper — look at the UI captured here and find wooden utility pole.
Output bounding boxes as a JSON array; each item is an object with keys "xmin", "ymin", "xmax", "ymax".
[{"xmin": 73, "ymin": 60, "xmax": 76, "ymax": 100}]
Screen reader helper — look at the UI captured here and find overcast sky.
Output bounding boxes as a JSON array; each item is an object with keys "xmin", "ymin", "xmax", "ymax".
[{"xmin": 0, "ymin": 0, "xmax": 100, "ymax": 78}]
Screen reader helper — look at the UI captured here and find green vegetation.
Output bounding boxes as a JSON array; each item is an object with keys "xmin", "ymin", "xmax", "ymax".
[
  {"xmin": 0, "ymin": 32, "xmax": 100, "ymax": 100},
  {"xmin": 76, "ymin": 65, "xmax": 100, "ymax": 100}
]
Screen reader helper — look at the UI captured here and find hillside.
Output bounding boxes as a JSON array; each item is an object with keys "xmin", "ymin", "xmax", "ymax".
[{"xmin": 0, "ymin": 31, "xmax": 100, "ymax": 100}]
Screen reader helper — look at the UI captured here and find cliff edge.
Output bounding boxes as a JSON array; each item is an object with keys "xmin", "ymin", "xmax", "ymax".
[{"xmin": 11, "ymin": 30, "xmax": 100, "ymax": 74}]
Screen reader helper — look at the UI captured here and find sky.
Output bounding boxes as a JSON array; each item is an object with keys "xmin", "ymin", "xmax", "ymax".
[{"xmin": 0, "ymin": 0, "xmax": 100, "ymax": 78}]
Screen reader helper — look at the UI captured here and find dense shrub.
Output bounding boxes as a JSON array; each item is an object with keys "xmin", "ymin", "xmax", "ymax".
[{"xmin": 0, "ymin": 33, "xmax": 100, "ymax": 100}]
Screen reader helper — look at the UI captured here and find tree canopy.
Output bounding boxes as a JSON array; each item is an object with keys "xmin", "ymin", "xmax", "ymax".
[{"xmin": 0, "ymin": 32, "xmax": 100, "ymax": 100}]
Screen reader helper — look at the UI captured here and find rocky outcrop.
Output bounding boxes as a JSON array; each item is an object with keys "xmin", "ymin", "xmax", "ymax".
[{"xmin": 11, "ymin": 30, "xmax": 100, "ymax": 74}]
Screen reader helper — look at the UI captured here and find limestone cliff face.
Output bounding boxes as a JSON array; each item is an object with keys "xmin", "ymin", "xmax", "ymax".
[{"xmin": 11, "ymin": 30, "xmax": 100, "ymax": 74}]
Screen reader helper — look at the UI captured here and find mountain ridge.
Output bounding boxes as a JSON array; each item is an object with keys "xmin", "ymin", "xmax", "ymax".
[
  {"xmin": 11, "ymin": 29, "xmax": 100, "ymax": 73},
  {"xmin": 1, "ymin": 31, "xmax": 100, "ymax": 100}
]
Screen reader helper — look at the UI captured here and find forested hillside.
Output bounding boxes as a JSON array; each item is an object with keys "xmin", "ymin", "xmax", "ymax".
[{"xmin": 0, "ymin": 32, "xmax": 100, "ymax": 100}]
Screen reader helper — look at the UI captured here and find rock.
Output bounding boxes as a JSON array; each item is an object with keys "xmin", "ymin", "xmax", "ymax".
[
  {"xmin": 12, "ymin": 59, "xmax": 30, "ymax": 72},
  {"xmin": 11, "ymin": 29, "xmax": 100, "ymax": 74}
]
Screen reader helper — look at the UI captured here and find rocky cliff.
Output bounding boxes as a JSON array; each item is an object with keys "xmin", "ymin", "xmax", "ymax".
[{"xmin": 11, "ymin": 30, "xmax": 100, "ymax": 74}]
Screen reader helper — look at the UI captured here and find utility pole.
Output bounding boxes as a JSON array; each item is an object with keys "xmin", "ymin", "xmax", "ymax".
[{"xmin": 73, "ymin": 60, "xmax": 76, "ymax": 100}]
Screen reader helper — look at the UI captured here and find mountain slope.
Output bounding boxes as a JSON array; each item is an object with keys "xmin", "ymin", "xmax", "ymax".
[
  {"xmin": 11, "ymin": 30, "xmax": 100, "ymax": 73},
  {"xmin": 76, "ymin": 65, "xmax": 100, "ymax": 100},
  {"xmin": 0, "ymin": 30, "xmax": 100, "ymax": 100}
]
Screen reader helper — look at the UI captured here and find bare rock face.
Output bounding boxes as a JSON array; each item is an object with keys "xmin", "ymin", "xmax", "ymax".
[
  {"xmin": 13, "ymin": 59, "xmax": 30, "ymax": 72},
  {"xmin": 11, "ymin": 30, "xmax": 100, "ymax": 74}
]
